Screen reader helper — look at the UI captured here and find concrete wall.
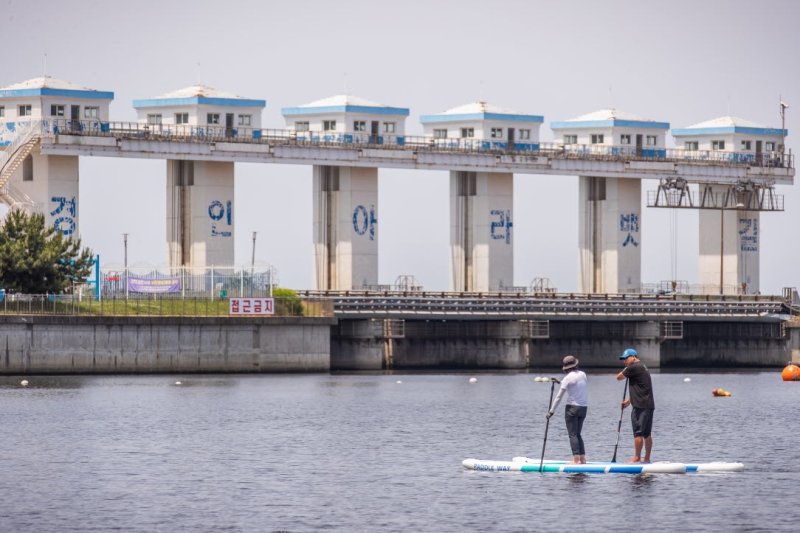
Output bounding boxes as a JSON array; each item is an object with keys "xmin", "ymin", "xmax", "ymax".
[{"xmin": 0, "ymin": 316, "xmax": 334, "ymax": 374}]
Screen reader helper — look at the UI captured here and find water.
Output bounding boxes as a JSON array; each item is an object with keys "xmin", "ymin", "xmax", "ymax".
[{"xmin": 0, "ymin": 370, "xmax": 796, "ymax": 532}]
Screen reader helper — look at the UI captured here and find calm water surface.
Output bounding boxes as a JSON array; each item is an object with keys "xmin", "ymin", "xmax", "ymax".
[{"xmin": 0, "ymin": 370, "xmax": 796, "ymax": 532}]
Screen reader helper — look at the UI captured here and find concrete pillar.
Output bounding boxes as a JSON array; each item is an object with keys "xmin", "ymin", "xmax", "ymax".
[
  {"xmin": 10, "ymin": 150, "xmax": 80, "ymax": 237},
  {"xmin": 313, "ymin": 165, "xmax": 378, "ymax": 290},
  {"xmin": 698, "ymin": 187, "xmax": 759, "ymax": 294},
  {"xmin": 450, "ymin": 171, "xmax": 513, "ymax": 292},
  {"xmin": 578, "ymin": 176, "xmax": 641, "ymax": 293},
  {"xmin": 166, "ymin": 160, "xmax": 234, "ymax": 270}
]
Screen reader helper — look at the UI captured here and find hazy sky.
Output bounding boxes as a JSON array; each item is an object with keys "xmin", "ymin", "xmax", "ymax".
[{"xmin": 3, "ymin": 0, "xmax": 798, "ymax": 293}]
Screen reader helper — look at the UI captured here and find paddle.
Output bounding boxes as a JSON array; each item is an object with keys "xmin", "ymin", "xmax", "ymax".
[
  {"xmin": 611, "ymin": 379, "xmax": 629, "ymax": 463},
  {"xmin": 539, "ymin": 377, "xmax": 560, "ymax": 472}
]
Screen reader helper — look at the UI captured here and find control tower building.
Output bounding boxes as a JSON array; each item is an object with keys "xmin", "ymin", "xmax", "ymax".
[
  {"xmin": 0, "ymin": 76, "xmax": 113, "ymax": 237},
  {"xmin": 672, "ymin": 116, "xmax": 789, "ymax": 294},
  {"xmin": 282, "ymin": 95, "xmax": 410, "ymax": 290},
  {"xmin": 420, "ymin": 102, "xmax": 544, "ymax": 292},
  {"xmin": 551, "ymin": 109, "xmax": 670, "ymax": 294},
  {"xmin": 133, "ymin": 85, "xmax": 266, "ymax": 270}
]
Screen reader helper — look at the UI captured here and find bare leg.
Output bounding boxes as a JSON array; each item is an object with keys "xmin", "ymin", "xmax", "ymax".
[
  {"xmin": 578, "ymin": 454, "xmax": 587, "ymax": 464},
  {"xmin": 570, "ymin": 455, "xmax": 581, "ymax": 464},
  {"xmin": 643, "ymin": 436, "xmax": 653, "ymax": 463},
  {"xmin": 630, "ymin": 436, "xmax": 643, "ymax": 462}
]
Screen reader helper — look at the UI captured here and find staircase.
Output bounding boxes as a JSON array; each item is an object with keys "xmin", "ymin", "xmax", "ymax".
[{"xmin": 0, "ymin": 121, "xmax": 42, "ymax": 209}]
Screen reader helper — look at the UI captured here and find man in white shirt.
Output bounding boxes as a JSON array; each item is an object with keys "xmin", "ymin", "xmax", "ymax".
[{"xmin": 547, "ymin": 355, "xmax": 589, "ymax": 464}]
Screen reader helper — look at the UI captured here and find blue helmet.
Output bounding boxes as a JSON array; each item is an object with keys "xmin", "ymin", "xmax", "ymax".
[{"xmin": 619, "ymin": 348, "xmax": 638, "ymax": 360}]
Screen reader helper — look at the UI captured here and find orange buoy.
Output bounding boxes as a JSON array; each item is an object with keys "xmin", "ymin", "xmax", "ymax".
[
  {"xmin": 712, "ymin": 388, "xmax": 732, "ymax": 397},
  {"xmin": 782, "ymin": 364, "xmax": 800, "ymax": 382}
]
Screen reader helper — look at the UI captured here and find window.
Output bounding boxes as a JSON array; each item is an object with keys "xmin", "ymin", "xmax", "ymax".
[
  {"xmin": 711, "ymin": 140, "xmax": 725, "ymax": 150},
  {"xmin": 685, "ymin": 141, "xmax": 699, "ymax": 150},
  {"xmin": 295, "ymin": 121, "xmax": 309, "ymax": 131},
  {"xmin": 620, "ymin": 134, "xmax": 631, "ymax": 145},
  {"xmin": 23, "ymin": 154, "xmax": 33, "ymax": 181},
  {"xmin": 0, "ymin": 106, "xmax": 4, "ymax": 117},
  {"xmin": 147, "ymin": 114, "xmax": 162, "ymax": 125},
  {"xmin": 766, "ymin": 141, "xmax": 775, "ymax": 151},
  {"xmin": 646, "ymin": 135, "xmax": 657, "ymax": 146},
  {"xmin": 175, "ymin": 113, "xmax": 189, "ymax": 124},
  {"xmin": 323, "ymin": 120, "xmax": 336, "ymax": 131},
  {"xmin": 433, "ymin": 129, "xmax": 447, "ymax": 139},
  {"xmin": 383, "ymin": 122, "xmax": 396, "ymax": 133},
  {"xmin": 460, "ymin": 127, "xmax": 474, "ymax": 138},
  {"xmin": 18, "ymin": 105, "xmax": 32, "ymax": 117},
  {"xmin": 519, "ymin": 129, "xmax": 530, "ymax": 140},
  {"xmin": 207, "ymin": 113, "xmax": 220, "ymax": 125},
  {"xmin": 591, "ymin": 134, "xmax": 604, "ymax": 144},
  {"xmin": 490, "ymin": 128, "xmax": 503, "ymax": 139},
  {"xmin": 50, "ymin": 105, "xmax": 65, "ymax": 117},
  {"xmin": 740, "ymin": 140, "xmax": 752, "ymax": 150},
  {"xmin": 84, "ymin": 106, "xmax": 99, "ymax": 118},
  {"xmin": 238, "ymin": 114, "xmax": 251, "ymax": 126},
  {"xmin": 353, "ymin": 121, "xmax": 366, "ymax": 132},
  {"xmin": 564, "ymin": 134, "xmax": 578, "ymax": 144}
]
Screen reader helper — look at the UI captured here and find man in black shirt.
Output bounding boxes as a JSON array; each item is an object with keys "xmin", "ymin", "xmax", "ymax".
[{"xmin": 616, "ymin": 348, "xmax": 654, "ymax": 463}]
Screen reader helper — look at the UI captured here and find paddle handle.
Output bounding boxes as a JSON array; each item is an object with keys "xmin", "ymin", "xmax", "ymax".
[
  {"xmin": 611, "ymin": 379, "xmax": 629, "ymax": 463},
  {"xmin": 539, "ymin": 378, "xmax": 558, "ymax": 472}
]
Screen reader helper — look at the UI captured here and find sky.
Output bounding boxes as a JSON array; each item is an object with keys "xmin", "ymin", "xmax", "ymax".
[{"xmin": 2, "ymin": 0, "xmax": 799, "ymax": 294}]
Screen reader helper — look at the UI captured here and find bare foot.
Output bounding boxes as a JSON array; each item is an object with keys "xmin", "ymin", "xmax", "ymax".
[{"xmin": 628, "ymin": 457, "xmax": 642, "ymax": 463}]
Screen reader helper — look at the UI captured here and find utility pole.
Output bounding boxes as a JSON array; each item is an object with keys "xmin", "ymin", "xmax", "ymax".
[
  {"xmin": 779, "ymin": 97, "xmax": 789, "ymax": 159},
  {"xmin": 123, "ymin": 233, "xmax": 129, "ymax": 300}
]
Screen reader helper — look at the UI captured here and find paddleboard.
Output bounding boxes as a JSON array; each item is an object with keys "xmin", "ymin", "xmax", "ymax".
[
  {"xmin": 510, "ymin": 457, "xmax": 744, "ymax": 473},
  {"xmin": 462, "ymin": 458, "xmax": 686, "ymax": 474}
]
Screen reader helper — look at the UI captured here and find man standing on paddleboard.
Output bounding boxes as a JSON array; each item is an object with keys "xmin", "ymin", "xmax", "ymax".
[
  {"xmin": 616, "ymin": 348, "xmax": 655, "ymax": 463},
  {"xmin": 547, "ymin": 355, "xmax": 588, "ymax": 464}
]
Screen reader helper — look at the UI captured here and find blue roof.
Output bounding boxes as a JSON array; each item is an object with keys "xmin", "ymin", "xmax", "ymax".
[
  {"xmin": 0, "ymin": 87, "xmax": 114, "ymax": 100},
  {"xmin": 550, "ymin": 119, "xmax": 670, "ymax": 130},
  {"xmin": 133, "ymin": 96, "xmax": 266, "ymax": 109},
  {"xmin": 282, "ymin": 104, "xmax": 409, "ymax": 117},
  {"xmin": 420, "ymin": 112, "xmax": 543, "ymax": 124},
  {"xmin": 672, "ymin": 126, "xmax": 787, "ymax": 137}
]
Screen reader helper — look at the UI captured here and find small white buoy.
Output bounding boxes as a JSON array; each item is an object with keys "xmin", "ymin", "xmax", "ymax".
[
  {"xmin": 534, "ymin": 376, "xmax": 542, "ymax": 382},
  {"xmin": 20, "ymin": 379, "xmax": 29, "ymax": 387},
  {"xmin": 396, "ymin": 380, "xmax": 402, "ymax": 384},
  {"xmin": 175, "ymin": 381, "xmax": 182, "ymax": 386},
  {"xmin": 469, "ymin": 377, "xmax": 478, "ymax": 384},
  {"xmin": 683, "ymin": 378, "xmax": 691, "ymax": 383}
]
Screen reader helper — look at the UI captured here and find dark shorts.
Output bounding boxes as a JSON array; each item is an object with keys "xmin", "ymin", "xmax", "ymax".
[{"xmin": 631, "ymin": 407, "xmax": 654, "ymax": 438}]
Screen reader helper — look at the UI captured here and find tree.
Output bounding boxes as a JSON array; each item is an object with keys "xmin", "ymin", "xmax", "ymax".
[{"xmin": 0, "ymin": 210, "xmax": 95, "ymax": 294}]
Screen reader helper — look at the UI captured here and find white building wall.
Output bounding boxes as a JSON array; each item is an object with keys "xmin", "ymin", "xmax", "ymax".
[
  {"xmin": 423, "ymin": 120, "xmax": 541, "ymax": 141},
  {"xmin": 287, "ymin": 112, "xmax": 406, "ymax": 136},
  {"xmin": 136, "ymin": 105, "xmax": 263, "ymax": 129}
]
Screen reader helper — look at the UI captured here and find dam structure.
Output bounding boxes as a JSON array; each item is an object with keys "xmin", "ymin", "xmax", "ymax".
[
  {"xmin": 0, "ymin": 75, "xmax": 797, "ymax": 374},
  {"xmin": 0, "ymin": 76, "xmax": 793, "ymax": 297}
]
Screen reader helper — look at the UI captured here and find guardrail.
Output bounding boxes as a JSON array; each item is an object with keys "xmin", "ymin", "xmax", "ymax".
[
  {"xmin": 27, "ymin": 118, "xmax": 794, "ymax": 170},
  {"xmin": 298, "ymin": 290, "xmax": 789, "ymax": 319},
  {"xmin": 0, "ymin": 294, "xmax": 333, "ymax": 317}
]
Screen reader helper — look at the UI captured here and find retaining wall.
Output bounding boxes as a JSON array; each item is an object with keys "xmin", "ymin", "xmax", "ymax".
[{"xmin": 0, "ymin": 315, "xmax": 335, "ymax": 374}]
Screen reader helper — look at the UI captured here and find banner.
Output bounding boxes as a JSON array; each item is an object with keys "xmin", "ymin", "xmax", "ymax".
[
  {"xmin": 229, "ymin": 297, "xmax": 274, "ymax": 315},
  {"xmin": 127, "ymin": 276, "xmax": 182, "ymax": 294}
]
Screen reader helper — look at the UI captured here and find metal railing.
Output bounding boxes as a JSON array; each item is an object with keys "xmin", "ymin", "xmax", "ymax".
[
  {"xmin": 29, "ymin": 119, "xmax": 794, "ymax": 170},
  {"xmin": 0, "ymin": 293, "xmax": 333, "ymax": 317},
  {"xmin": 298, "ymin": 290, "xmax": 789, "ymax": 319}
]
